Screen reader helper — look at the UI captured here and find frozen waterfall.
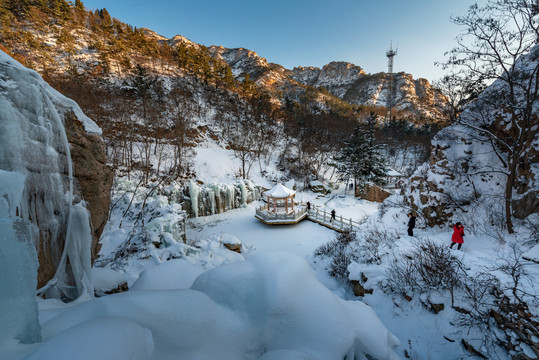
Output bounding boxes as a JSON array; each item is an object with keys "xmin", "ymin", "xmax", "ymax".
[
  {"xmin": 0, "ymin": 170, "xmax": 41, "ymax": 343},
  {"xmin": 0, "ymin": 50, "xmax": 95, "ymax": 302}
]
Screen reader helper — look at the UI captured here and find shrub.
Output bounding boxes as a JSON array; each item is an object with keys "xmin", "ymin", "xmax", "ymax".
[
  {"xmin": 355, "ymin": 225, "xmax": 396, "ymax": 264},
  {"xmin": 314, "ymin": 230, "xmax": 357, "ymax": 280},
  {"xmin": 383, "ymin": 239, "xmax": 462, "ymax": 300}
]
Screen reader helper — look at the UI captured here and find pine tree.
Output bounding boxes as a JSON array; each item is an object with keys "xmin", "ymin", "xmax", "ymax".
[
  {"xmin": 333, "ymin": 113, "xmax": 386, "ymax": 192},
  {"xmin": 74, "ymin": 0, "xmax": 84, "ymax": 12}
]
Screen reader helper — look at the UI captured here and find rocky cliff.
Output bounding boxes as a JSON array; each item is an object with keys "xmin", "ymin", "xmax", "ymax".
[{"xmin": 209, "ymin": 46, "xmax": 291, "ymax": 88}]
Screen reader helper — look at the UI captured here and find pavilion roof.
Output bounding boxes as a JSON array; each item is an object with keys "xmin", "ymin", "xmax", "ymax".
[{"xmin": 264, "ymin": 183, "xmax": 296, "ymax": 198}]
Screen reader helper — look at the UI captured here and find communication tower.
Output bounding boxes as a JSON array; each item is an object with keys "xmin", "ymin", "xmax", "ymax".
[{"xmin": 386, "ymin": 43, "xmax": 397, "ymax": 121}]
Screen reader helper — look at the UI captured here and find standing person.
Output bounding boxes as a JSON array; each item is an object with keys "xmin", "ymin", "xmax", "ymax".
[
  {"xmin": 307, "ymin": 201, "xmax": 311, "ymax": 211},
  {"xmin": 450, "ymin": 222, "xmax": 465, "ymax": 250},
  {"xmin": 407, "ymin": 212, "xmax": 416, "ymax": 236},
  {"xmin": 330, "ymin": 209, "xmax": 336, "ymax": 222}
]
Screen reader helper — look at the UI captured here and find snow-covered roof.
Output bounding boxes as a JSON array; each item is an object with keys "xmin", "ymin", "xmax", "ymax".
[{"xmin": 264, "ymin": 183, "xmax": 296, "ymax": 198}]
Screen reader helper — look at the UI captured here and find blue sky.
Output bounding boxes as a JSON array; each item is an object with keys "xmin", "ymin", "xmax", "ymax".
[{"xmin": 81, "ymin": 0, "xmax": 480, "ymax": 82}]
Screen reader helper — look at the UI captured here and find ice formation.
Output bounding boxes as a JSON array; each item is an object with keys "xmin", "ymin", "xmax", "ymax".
[
  {"xmin": 187, "ymin": 180, "xmax": 261, "ymax": 217},
  {"xmin": 0, "ymin": 50, "xmax": 96, "ymax": 301},
  {"xmin": 238, "ymin": 180, "xmax": 247, "ymax": 205},
  {"xmin": 0, "ymin": 170, "xmax": 41, "ymax": 343},
  {"xmin": 188, "ymin": 181, "xmax": 200, "ymax": 217}
]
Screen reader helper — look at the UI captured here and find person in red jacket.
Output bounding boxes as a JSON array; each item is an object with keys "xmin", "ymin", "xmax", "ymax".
[{"xmin": 450, "ymin": 222, "xmax": 465, "ymax": 250}]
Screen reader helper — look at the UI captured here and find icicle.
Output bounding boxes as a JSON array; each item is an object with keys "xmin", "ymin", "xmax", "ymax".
[
  {"xmin": 188, "ymin": 181, "xmax": 200, "ymax": 217},
  {"xmin": 226, "ymin": 184, "xmax": 235, "ymax": 210},
  {"xmin": 238, "ymin": 181, "xmax": 247, "ymax": 206},
  {"xmin": 210, "ymin": 184, "xmax": 220, "ymax": 214}
]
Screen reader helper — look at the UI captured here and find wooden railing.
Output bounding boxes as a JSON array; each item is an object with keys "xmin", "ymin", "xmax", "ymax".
[
  {"xmin": 255, "ymin": 205, "xmax": 307, "ymax": 221},
  {"xmin": 299, "ymin": 202, "xmax": 364, "ymax": 231}
]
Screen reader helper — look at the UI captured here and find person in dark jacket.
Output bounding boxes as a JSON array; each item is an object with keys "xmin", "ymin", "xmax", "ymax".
[
  {"xmin": 330, "ymin": 209, "xmax": 336, "ymax": 222},
  {"xmin": 450, "ymin": 222, "xmax": 465, "ymax": 250},
  {"xmin": 407, "ymin": 212, "xmax": 416, "ymax": 236}
]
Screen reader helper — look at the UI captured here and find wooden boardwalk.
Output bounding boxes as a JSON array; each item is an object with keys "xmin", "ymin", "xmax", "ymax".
[
  {"xmin": 255, "ymin": 202, "xmax": 365, "ymax": 233},
  {"xmin": 305, "ymin": 204, "xmax": 364, "ymax": 233}
]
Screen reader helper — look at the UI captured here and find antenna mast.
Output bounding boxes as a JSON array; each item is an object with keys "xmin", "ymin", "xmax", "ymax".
[{"xmin": 386, "ymin": 43, "xmax": 397, "ymax": 121}]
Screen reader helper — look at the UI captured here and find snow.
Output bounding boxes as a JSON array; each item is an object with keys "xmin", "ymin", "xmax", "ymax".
[
  {"xmin": 22, "ymin": 251, "xmax": 399, "ymax": 360},
  {"xmin": 386, "ymin": 168, "xmax": 403, "ymax": 177},
  {"xmin": 25, "ymin": 318, "xmax": 154, "ymax": 360},
  {"xmin": 264, "ymin": 182, "xmax": 296, "ymax": 198},
  {"xmin": 130, "ymin": 259, "xmax": 204, "ymax": 291},
  {"xmin": 192, "ymin": 252, "xmax": 400, "ymax": 360},
  {"xmin": 220, "ymin": 233, "xmax": 241, "ymax": 245},
  {"xmin": 523, "ymin": 243, "xmax": 539, "ymax": 263}
]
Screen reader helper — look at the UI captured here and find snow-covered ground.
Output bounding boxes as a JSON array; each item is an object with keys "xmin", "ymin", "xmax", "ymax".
[
  {"xmin": 1, "ymin": 180, "xmax": 405, "ymax": 360},
  {"xmin": 2, "ymin": 169, "xmax": 538, "ymax": 360},
  {"xmin": 6, "ymin": 179, "xmax": 536, "ymax": 360},
  {"xmin": 188, "ymin": 194, "xmax": 539, "ymax": 359}
]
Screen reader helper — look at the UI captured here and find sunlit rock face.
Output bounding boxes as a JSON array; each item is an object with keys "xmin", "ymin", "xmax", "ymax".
[
  {"xmin": 209, "ymin": 44, "xmax": 447, "ymax": 122},
  {"xmin": 0, "ymin": 50, "xmax": 112, "ymax": 296}
]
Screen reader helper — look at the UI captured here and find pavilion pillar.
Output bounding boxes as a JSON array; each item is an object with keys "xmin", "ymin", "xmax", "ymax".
[{"xmin": 267, "ymin": 196, "xmax": 270, "ymax": 211}]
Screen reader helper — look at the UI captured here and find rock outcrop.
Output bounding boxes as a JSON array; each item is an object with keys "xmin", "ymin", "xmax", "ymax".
[
  {"xmin": 356, "ymin": 183, "xmax": 392, "ymax": 203},
  {"xmin": 65, "ymin": 111, "xmax": 114, "ymax": 261},
  {"xmin": 403, "ymin": 46, "xmax": 539, "ymax": 227}
]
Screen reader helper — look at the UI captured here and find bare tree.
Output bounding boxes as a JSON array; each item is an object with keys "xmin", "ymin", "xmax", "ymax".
[
  {"xmin": 433, "ymin": 72, "xmax": 485, "ymax": 122},
  {"xmin": 442, "ymin": 0, "xmax": 539, "ymax": 233}
]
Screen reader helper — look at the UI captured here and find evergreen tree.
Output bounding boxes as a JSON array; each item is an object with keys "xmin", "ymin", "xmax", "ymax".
[
  {"xmin": 74, "ymin": 0, "xmax": 84, "ymax": 12},
  {"xmin": 241, "ymin": 73, "xmax": 255, "ymax": 97},
  {"xmin": 333, "ymin": 113, "xmax": 387, "ymax": 192}
]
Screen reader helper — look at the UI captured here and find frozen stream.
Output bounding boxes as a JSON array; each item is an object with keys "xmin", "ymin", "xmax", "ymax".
[{"xmin": 187, "ymin": 201, "xmax": 365, "ymax": 259}]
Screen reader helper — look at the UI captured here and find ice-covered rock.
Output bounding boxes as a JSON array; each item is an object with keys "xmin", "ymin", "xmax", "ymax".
[
  {"xmin": 26, "ymin": 318, "xmax": 154, "ymax": 360},
  {"xmin": 0, "ymin": 50, "xmax": 111, "ymax": 299}
]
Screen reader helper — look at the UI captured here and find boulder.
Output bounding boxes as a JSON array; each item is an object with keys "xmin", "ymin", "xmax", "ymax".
[
  {"xmin": 351, "ymin": 280, "xmax": 373, "ymax": 297},
  {"xmin": 430, "ymin": 302, "xmax": 445, "ymax": 314},
  {"xmin": 221, "ymin": 234, "xmax": 242, "ymax": 254}
]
